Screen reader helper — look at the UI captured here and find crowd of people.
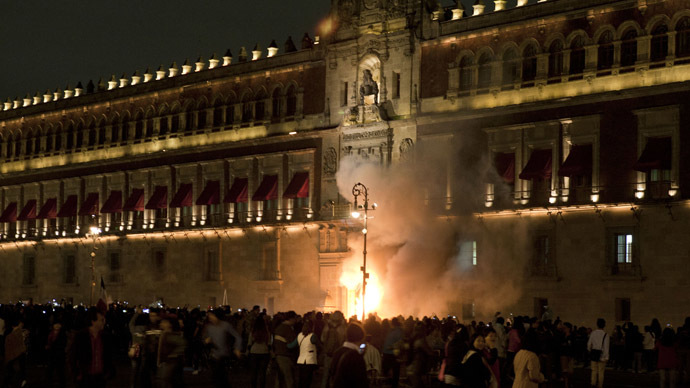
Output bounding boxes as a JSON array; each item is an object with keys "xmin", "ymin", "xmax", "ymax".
[{"xmin": 1, "ymin": 301, "xmax": 690, "ymax": 388}]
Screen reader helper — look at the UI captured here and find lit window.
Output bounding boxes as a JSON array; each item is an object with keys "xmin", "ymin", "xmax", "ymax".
[{"xmin": 615, "ymin": 234, "xmax": 633, "ymax": 263}]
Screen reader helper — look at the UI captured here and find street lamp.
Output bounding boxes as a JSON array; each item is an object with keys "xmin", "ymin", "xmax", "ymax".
[
  {"xmin": 351, "ymin": 182, "xmax": 376, "ymax": 321},
  {"xmin": 88, "ymin": 226, "xmax": 102, "ymax": 306}
]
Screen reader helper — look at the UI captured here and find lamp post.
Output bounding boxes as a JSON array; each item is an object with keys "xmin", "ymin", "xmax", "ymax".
[
  {"xmin": 351, "ymin": 182, "xmax": 375, "ymax": 321},
  {"xmin": 88, "ymin": 226, "xmax": 102, "ymax": 306}
]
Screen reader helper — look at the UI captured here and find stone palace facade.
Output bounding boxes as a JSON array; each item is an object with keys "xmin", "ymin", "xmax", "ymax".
[{"xmin": 1, "ymin": 0, "xmax": 690, "ymax": 325}]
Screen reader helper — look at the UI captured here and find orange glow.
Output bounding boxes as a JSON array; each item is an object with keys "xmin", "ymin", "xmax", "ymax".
[
  {"xmin": 317, "ymin": 17, "xmax": 333, "ymax": 36},
  {"xmin": 340, "ymin": 259, "xmax": 384, "ymax": 319}
]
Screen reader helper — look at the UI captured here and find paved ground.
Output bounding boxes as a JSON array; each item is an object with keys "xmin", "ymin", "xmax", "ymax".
[{"xmin": 16, "ymin": 358, "xmax": 682, "ymax": 388}]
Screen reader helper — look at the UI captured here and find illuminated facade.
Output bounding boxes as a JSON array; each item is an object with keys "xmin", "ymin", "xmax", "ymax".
[{"xmin": 1, "ymin": 0, "xmax": 689, "ymax": 324}]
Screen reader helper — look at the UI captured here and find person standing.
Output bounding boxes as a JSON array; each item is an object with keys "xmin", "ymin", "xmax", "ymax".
[
  {"xmin": 2, "ymin": 318, "xmax": 27, "ymax": 388},
  {"xmin": 156, "ymin": 317, "xmax": 186, "ymax": 388},
  {"xmin": 512, "ymin": 330, "xmax": 545, "ymax": 388},
  {"xmin": 273, "ymin": 312, "xmax": 298, "ymax": 388},
  {"xmin": 587, "ymin": 318, "xmax": 609, "ymax": 388},
  {"xmin": 297, "ymin": 320, "xmax": 319, "ymax": 388},
  {"xmin": 320, "ymin": 311, "xmax": 346, "ymax": 388},
  {"xmin": 71, "ymin": 309, "xmax": 114, "ymax": 388},
  {"xmin": 204, "ymin": 310, "xmax": 242, "ymax": 388},
  {"xmin": 656, "ymin": 328, "xmax": 679, "ymax": 388},
  {"xmin": 45, "ymin": 321, "xmax": 67, "ymax": 388},
  {"xmin": 247, "ymin": 314, "xmax": 271, "ymax": 388},
  {"xmin": 381, "ymin": 318, "xmax": 403, "ymax": 388},
  {"xmin": 329, "ymin": 322, "xmax": 369, "ymax": 388}
]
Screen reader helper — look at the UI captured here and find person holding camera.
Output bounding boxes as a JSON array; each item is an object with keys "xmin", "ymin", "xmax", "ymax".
[{"xmin": 587, "ymin": 318, "xmax": 610, "ymax": 388}]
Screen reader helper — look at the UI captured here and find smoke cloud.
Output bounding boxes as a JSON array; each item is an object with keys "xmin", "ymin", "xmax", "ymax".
[{"xmin": 335, "ymin": 139, "xmax": 526, "ymax": 320}]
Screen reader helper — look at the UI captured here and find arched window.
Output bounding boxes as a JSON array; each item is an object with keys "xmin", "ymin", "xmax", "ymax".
[
  {"xmin": 197, "ymin": 101, "xmax": 207, "ymax": 129},
  {"xmin": 522, "ymin": 45, "xmax": 538, "ymax": 83},
  {"xmin": 620, "ymin": 29, "xmax": 638, "ymax": 68},
  {"xmin": 213, "ymin": 100, "xmax": 224, "ymax": 127},
  {"xmin": 650, "ymin": 23, "xmax": 669, "ymax": 63},
  {"xmin": 54, "ymin": 128, "xmax": 62, "ymax": 151},
  {"xmin": 502, "ymin": 49, "xmax": 519, "ymax": 86},
  {"xmin": 110, "ymin": 120, "xmax": 120, "ymax": 144},
  {"xmin": 225, "ymin": 97, "xmax": 235, "ymax": 125},
  {"xmin": 159, "ymin": 108, "xmax": 169, "ymax": 136},
  {"xmin": 88, "ymin": 122, "xmax": 97, "ymax": 147},
  {"xmin": 33, "ymin": 132, "xmax": 40, "ymax": 155},
  {"xmin": 242, "ymin": 93, "xmax": 253, "ymax": 123},
  {"xmin": 98, "ymin": 120, "xmax": 106, "ymax": 145},
  {"xmin": 170, "ymin": 107, "xmax": 180, "ymax": 133},
  {"xmin": 45, "ymin": 129, "xmax": 53, "ymax": 153},
  {"xmin": 272, "ymin": 88, "xmax": 282, "ymax": 118},
  {"xmin": 25, "ymin": 131, "xmax": 33, "ymax": 156},
  {"xmin": 548, "ymin": 41, "xmax": 563, "ymax": 80},
  {"xmin": 121, "ymin": 114, "xmax": 131, "ymax": 144},
  {"xmin": 597, "ymin": 31, "xmax": 614, "ymax": 70},
  {"xmin": 5, "ymin": 136, "xmax": 12, "ymax": 159},
  {"xmin": 477, "ymin": 53, "xmax": 492, "ymax": 89},
  {"xmin": 145, "ymin": 111, "xmax": 154, "ymax": 138},
  {"xmin": 134, "ymin": 112, "xmax": 144, "ymax": 140},
  {"xmin": 676, "ymin": 18, "xmax": 690, "ymax": 58},
  {"xmin": 14, "ymin": 135, "xmax": 21, "ymax": 158},
  {"xmin": 459, "ymin": 56, "xmax": 473, "ymax": 91},
  {"xmin": 286, "ymin": 86, "xmax": 297, "ymax": 116},
  {"xmin": 75, "ymin": 123, "xmax": 84, "ymax": 149},
  {"xmin": 569, "ymin": 36, "xmax": 586, "ymax": 75},
  {"xmin": 185, "ymin": 104, "xmax": 194, "ymax": 133},
  {"xmin": 66, "ymin": 124, "xmax": 75, "ymax": 150},
  {"xmin": 255, "ymin": 90, "xmax": 267, "ymax": 121}
]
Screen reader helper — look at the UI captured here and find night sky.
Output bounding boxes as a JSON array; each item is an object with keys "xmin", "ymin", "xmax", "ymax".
[{"xmin": 0, "ymin": 0, "xmax": 529, "ymax": 101}]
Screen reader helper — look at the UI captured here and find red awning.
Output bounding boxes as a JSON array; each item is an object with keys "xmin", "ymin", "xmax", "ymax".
[
  {"xmin": 123, "ymin": 189, "xmax": 145, "ymax": 212},
  {"xmin": 79, "ymin": 192, "xmax": 99, "ymax": 216},
  {"xmin": 0, "ymin": 202, "xmax": 17, "ymax": 222},
  {"xmin": 283, "ymin": 172, "xmax": 309, "ymax": 199},
  {"xmin": 634, "ymin": 137, "xmax": 671, "ymax": 172},
  {"xmin": 494, "ymin": 152, "xmax": 515, "ymax": 184},
  {"xmin": 17, "ymin": 200, "xmax": 37, "ymax": 221},
  {"xmin": 170, "ymin": 183, "xmax": 193, "ymax": 208},
  {"xmin": 100, "ymin": 191, "xmax": 122, "ymax": 213},
  {"xmin": 252, "ymin": 175, "xmax": 278, "ymax": 201},
  {"xmin": 37, "ymin": 198, "xmax": 57, "ymax": 219},
  {"xmin": 57, "ymin": 195, "xmax": 78, "ymax": 218},
  {"xmin": 196, "ymin": 180, "xmax": 220, "ymax": 205},
  {"xmin": 224, "ymin": 178, "xmax": 248, "ymax": 203},
  {"xmin": 559, "ymin": 144, "xmax": 592, "ymax": 177},
  {"xmin": 145, "ymin": 186, "xmax": 168, "ymax": 209},
  {"xmin": 519, "ymin": 149, "xmax": 552, "ymax": 180}
]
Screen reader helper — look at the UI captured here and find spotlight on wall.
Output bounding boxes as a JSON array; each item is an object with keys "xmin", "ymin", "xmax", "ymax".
[
  {"xmin": 590, "ymin": 194, "xmax": 600, "ymax": 203},
  {"xmin": 635, "ymin": 191, "xmax": 645, "ymax": 199}
]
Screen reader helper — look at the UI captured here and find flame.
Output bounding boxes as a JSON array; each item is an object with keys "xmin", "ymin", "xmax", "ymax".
[{"xmin": 339, "ymin": 259, "xmax": 384, "ymax": 319}]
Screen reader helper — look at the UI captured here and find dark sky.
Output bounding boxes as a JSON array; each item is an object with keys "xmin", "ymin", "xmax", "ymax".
[{"xmin": 0, "ymin": 0, "xmax": 529, "ymax": 101}]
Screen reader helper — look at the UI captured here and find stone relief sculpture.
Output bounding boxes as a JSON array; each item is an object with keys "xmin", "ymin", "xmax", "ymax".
[
  {"xmin": 400, "ymin": 138, "xmax": 414, "ymax": 160},
  {"xmin": 324, "ymin": 147, "xmax": 338, "ymax": 176},
  {"xmin": 359, "ymin": 69, "xmax": 379, "ymax": 105}
]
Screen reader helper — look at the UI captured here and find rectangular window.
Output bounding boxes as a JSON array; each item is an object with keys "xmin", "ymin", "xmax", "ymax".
[
  {"xmin": 153, "ymin": 249, "xmax": 166, "ymax": 273},
  {"xmin": 615, "ymin": 234, "xmax": 633, "ymax": 264},
  {"xmin": 63, "ymin": 254, "xmax": 76, "ymax": 284},
  {"xmin": 340, "ymin": 81, "xmax": 348, "ymax": 107},
  {"xmin": 393, "ymin": 72, "xmax": 401, "ymax": 99},
  {"xmin": 261, "ymin": 243, "xmax": 278, "ymax": 280},
  {"xmin": 23, "ymin": 255, "xmax": 36, "ymax": 285},
  {"xmin": 109, "ymin": 251, "xmax": 122, "ymax": 283},
  {"xmin": 205, "ymin": 250, "xmax": 220, "ymax": 281},
  {"xmin": 615, "ymin": 298, "xmax": 631, "ymax": 321},
  {"xmin": 458, "ymin": 240, "xmax": 477, "ymax": 269}
]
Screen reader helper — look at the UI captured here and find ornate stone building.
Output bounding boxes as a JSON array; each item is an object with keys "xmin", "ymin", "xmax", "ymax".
[{"xmin": 1, "ymin": 0, "xmax": 690, "ymax": 325}]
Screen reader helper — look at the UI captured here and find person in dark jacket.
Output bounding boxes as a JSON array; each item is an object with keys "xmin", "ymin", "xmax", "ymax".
[
  {"xmin": 71, "ymin": 309, "xmax": 115, "ymax": 388},
  {"xmin": 45, "ymin": 321, "xmax": 67, "ymax": 388},
  {"xmin": 329, "ymin": 322, "xmax": 369, "ymax": 388}
]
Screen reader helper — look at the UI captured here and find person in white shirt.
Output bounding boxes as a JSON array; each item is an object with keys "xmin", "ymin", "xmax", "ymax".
[{"xmin": 587, "ymin": 318, "xmax": 610, "ymax": 388}]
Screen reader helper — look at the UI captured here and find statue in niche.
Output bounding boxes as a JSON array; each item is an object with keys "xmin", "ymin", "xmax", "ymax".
[
  {"xmin": 359, "ymin": 69, "xmax": 379, "ymax": 105},
  {"xmin": 324, "ymin": 147, "xmax": 338, "ymax": 176}
]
